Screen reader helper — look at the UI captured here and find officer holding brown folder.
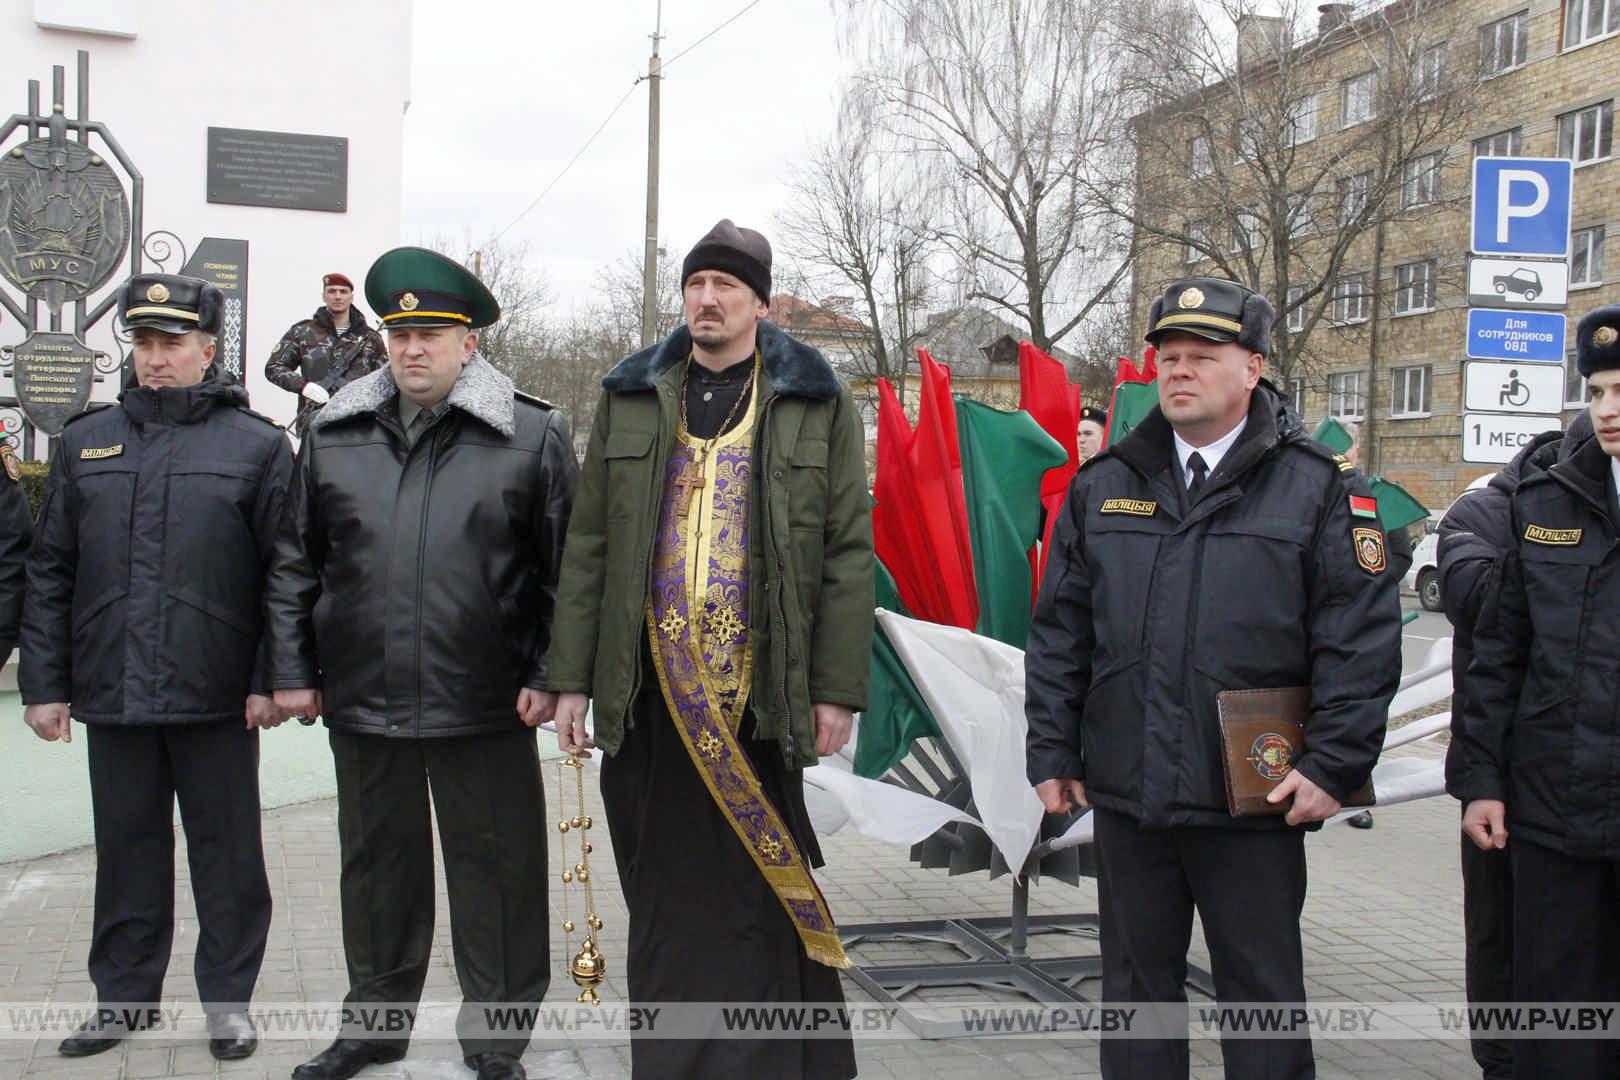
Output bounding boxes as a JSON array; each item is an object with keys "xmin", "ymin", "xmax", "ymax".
[{"xmin": 1025, "ymin": 276, "xmax": 1402, "ymax": 1079}]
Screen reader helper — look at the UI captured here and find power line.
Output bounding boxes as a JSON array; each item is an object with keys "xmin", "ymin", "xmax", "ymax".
[
  {"xmin": 487, "ymin": 0, "xmax": 766, "ymax": 245},
  {"xmin": 661, "ymin": 0, "xmax": 764, "ymax": 72},
  {"xmin": 489, "ymin": 83, "xmax": 639, "ymax": 244}
]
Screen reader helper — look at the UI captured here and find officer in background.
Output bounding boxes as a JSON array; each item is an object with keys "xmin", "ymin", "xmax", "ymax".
[
  {"xmin": 1440, "ymin": 409, "xmax": 1588, "ymax": 1080},
  {"xmin": 265, "ymin": 271, "xmax": 386, "ymax": 434},
  {"xmin": 267, "ymin": 248, "xmax": 575, "ymax": 1080},
  {"xmin": 20, "ymin": 274, "xmax": 292, "ymax": 1061},
  {"xmin": 0, "ymin": 441, "xmax": 32, "ymax": 665},
  {"xmin": 1076, "ymin": 404, "xmax": 1107, "ymax": 464},
  {"xmin": 1026, "ymin": 277, "xmax": 1402, "ymax": 1079},
  {"xmin": 1457, "ymin": 304, "xmax": 1620, "ymax": 1078}
]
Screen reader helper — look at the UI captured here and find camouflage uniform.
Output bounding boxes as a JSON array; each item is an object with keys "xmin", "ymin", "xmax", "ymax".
[{"xmin": 265, "ymin": 307, "xmax": 387, "ymax": 434}]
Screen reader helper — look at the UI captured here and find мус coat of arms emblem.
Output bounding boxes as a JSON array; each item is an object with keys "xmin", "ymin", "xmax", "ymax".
[{"xmin": 0, "ymin": 137, "xmax": 130, "ymax": 310}]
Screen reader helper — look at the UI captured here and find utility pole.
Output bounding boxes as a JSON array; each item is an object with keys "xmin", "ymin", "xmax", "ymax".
[{"xmin": 639, "ymin": 3, "xmax": 663, "ymax": 347}]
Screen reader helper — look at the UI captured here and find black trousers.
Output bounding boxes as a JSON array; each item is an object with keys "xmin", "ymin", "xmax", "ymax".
[
  {"xmin": 1461, "ymin": 827, "xmax": 1514, "ymax": 1079},
  {"xmin": 85, "ymin": 722, "xmax": 271, "ymax": 1012},
  {"xmin": 1093, "ymin": 808, "xmax": 1313, "ymax": 1080},
  {"xmin": 329, "ymin": 727, "xmax": 549, "ymax": 1059},
  {"xmin": 1511, "ymin": 837, "xmax": 1620, "ymax": 1080}
]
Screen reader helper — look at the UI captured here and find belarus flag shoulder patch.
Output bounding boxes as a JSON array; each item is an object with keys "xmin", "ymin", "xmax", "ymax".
[{"xmin": 1349, "ymin": 494, "xmax": 1378, "ymax": 520}]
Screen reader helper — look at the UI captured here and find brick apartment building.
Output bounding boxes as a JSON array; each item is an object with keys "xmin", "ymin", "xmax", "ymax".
[{"xmin": 1128, "ymin": 0, "xmax": 1618, "ymax": 508}]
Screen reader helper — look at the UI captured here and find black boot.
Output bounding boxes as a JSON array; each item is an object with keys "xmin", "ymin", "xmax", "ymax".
[
  {"xmin": 207, "ymin": 1010, "xmax": 258, "ymax": 1060},
  {"xmin": 58, "ymin": 1007, "xmax": 152, "ymax": 1057},
  {"xmin": 466, "ymin": 1052, "xmax": 527, "ymax": 1080},
  {"xmin": 291, "ymin": 1038, "xmax": 407, "ymax": 1080},
  {"xmin": 1347, "ymin": 810, "xmax": 1374, "ymax": 829}
]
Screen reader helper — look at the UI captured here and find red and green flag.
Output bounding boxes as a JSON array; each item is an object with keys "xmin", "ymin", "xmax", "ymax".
[
  {"xmin": 955, "ymin": 398, "xmax": 1067, "ymax": 647},
  {"xmin": 1105, "ymin": 348, "xmax": 1159, "ymax": 448}
]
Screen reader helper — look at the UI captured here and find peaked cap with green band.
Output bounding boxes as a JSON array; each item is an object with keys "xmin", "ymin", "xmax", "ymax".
[{"xmin": 364, "ymin": 246, "xmax": 501, "ymax": 329}]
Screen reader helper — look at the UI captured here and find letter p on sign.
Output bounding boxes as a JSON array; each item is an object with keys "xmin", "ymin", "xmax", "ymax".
[
  {"xmin": 1472, "ymin": 157, "xmax": 1571, "ymax": 259},
  {"xmin": 1495, "ymin": 170, "xmax": 1548, "ymax": 243}
]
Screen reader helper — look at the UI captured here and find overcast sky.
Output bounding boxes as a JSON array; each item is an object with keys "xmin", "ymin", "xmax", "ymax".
[{"xmin": 402, "ymin": 1, "xmax": 850, "ymax": 312}]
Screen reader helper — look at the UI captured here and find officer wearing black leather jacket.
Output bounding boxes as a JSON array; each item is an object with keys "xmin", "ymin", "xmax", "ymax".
[{"xmin": 265, "ymin": 248, "xmax": 576, "ymax": 1080}]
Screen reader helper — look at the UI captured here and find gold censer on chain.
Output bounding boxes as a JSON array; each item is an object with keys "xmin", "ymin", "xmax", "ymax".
[{"xmin": 557, "ymin": 756, "xmax": 606, "ymax": 1004}]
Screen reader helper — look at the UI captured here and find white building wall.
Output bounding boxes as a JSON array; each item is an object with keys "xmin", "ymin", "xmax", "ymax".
[
  {"xmin": 0, "ymin": 0, "xmax": 412, "ymax": 860},
  {"xmin": 0, "ymin": 0, "xmax": 412, "ymax": 436}
]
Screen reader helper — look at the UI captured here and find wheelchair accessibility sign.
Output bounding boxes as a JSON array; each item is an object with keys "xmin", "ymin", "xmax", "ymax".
[{"xmin": 1464, "ymin": 361, "xmax": 1565, "ymax": 415}]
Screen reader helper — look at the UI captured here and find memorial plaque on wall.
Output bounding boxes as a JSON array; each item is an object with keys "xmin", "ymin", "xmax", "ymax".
[
  {"xmin": 206, "ymin": 127, "xmax": 347, "ymax": 212},
  {"xmin": 181, "ymin": 238, "xmax": 250, "ymax": 379},
  {"xmin": 11, "ymin": 332, "xmax": 95, "ymax": 435}
]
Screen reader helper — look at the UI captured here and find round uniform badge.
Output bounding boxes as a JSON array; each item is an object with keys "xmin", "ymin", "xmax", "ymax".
[
  {"xmin": 399, "ymin": 292, "xmax": 420, "ymax": 311},
  {"xmin": 146, "ymin": 282, "xmax": 169, "ymax": 303},
  {"xmin": 1247, "ymin": 732, "xmax": 1293, "ymax": 781},
  {"xmin": 1596, "ymin": 326, "xmax": 1619, "ymax": 347},
  {"xmin": 0, "ymin": 444, "xmax": 19, "ymax": 482},
  {"xmin": 1179, "ymin": 287, "xmax": 1205, "ymax": 309}
]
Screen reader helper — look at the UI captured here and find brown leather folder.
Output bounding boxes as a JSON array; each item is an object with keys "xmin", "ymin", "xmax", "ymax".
[{"xmin": 1216, "ymin": 687, "xmax": 1375, "ymax": 817}]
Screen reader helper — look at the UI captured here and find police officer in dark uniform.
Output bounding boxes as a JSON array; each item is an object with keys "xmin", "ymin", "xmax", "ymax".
[
  {"xmin": 1457, "ymin": 304, "xmax": 1620, "ymax": 1079},
  {"xmin": 1440, "ymin": 410, "xmax": 1589, "ymax": 1080},
  {"xmin": 267, "ymin": 248, "xmax": 576, "ymax": 1080},
  {"xmin": 1026, "ymin": 277, "xmax": 1402, "ymax": 1079},
  {"xmin": 20, "ymin": 273, "xmax": 293, "ymax": 1061},
  {"xmin": 1077, "ymin": 404, "xmax": 1107, "ymax": 463}
]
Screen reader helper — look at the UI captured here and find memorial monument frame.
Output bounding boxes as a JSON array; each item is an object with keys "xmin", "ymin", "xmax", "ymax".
[{"xmin": 0, "ymin": 51, "xmax": 143, "ymax": 451}]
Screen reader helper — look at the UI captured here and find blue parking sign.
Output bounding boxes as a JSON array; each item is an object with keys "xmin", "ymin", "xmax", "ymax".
[
  {"xmin": 1472, "ymin": 158, "xmax": 1572, "ymax": 258},
  {"xmin": 1466, "ymin": 309, "xmax": 1566, "ymax": 362}
]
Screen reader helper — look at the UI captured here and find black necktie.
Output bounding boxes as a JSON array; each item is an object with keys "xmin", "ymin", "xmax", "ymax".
[{"xmin": 1187, "ymin": 451, "xmax": 1208, "ymax": 503}]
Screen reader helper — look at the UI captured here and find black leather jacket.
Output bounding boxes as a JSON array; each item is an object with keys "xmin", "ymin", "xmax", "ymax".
[
  {"xmin": 20, "ymin": 372, "xmax": 292, "ymax": 723},
  {"xmin": 265, "ymin": 357, "xmax": 577, "ymax": 738}
]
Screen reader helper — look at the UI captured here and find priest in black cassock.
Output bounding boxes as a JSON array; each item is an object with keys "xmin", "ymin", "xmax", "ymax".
[{"xmin": 548, "ymin": 220, "xmax": 873, "ymax": 1079}]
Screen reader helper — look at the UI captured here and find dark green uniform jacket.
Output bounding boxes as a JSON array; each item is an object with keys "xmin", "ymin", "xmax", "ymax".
[{"xmin": 547, "ymin": 320, "xmax": 874, "ymax": 768}]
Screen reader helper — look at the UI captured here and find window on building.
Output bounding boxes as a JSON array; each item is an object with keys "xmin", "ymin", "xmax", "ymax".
[
  {"xmin": 1286, "ymin": 96, "xmax": 1318, "ymax": 145},
  {"xmin": 1185, "ymin": 222, "xmax": 1213, "ymax": 263},
  {"xmin": 1287, "ymin": 376, "xmax": 1308, "ymax": 415},
  {"xmin": 1332, "ymin": 273, "xmax": 1370, "ymax": 323},
  {"xmin": 1480, "ymin": 11, "xmax": 1529, "ymax": 74},
  {"xmin": 1417, "ymin": 44, "xmax": 1446, "ymax": 99},
  {"xmin": 1339, "ymin": 171, "xmax": 1372, "ymax": 226},
  {"xmin": 1232, "ymin": 211, "xmax": 1262, "ymax": 252},
  {"xmin": 1390, "ymin": 364, "xmax": 1433, "ymax": 416},
  {"xmin": 1287, "ymin": 192, "xmax": 1312, "ymax": 238},
  {"xmin": 1285, "ymin": 285, "xmax": 1308, "ymax": 332},
  {"xmin": 1394, "ymin": 260, "xmax": 1438, "ymax": 313},
  {"xmin": 1190, "ymin": 134, "xmax": 1214, "ymax": 177},
  {"xmin": 1402, "ymin": 152, "xmax": 1443, "ymax": 207},
  {"xmin": 1342, "ymin": 71, "xmax": 1377, "ymax": 127},
  {"xmin": 1235, "ymin": 118, "xmax": 1262, "ymax": 161},
  {"xmin": 1558, "ymin": 101, "xmax": 1614, "ymax": 164},
  {"xmin": 1567, "ymin": 351, "xmax": 1594, "ymax": 404},
  {"xmin": 1564, "ymin": 0, "xmax": 1619, "ymax": 49},
  {"xmin": 1329, "ymin": 371, "xmax": 1366, "ymax": 419},
  {"xmin": 1572, "ymin": 226, "xmax": 1606, "ymax": 286},
  {"xmin": 1473, "ymin": 127, "xmax": 1523, "ymax": 156}
]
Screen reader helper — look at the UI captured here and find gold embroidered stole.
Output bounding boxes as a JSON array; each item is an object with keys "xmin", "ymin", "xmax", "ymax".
[{"xmin": 645, "ymin": 374, "xmax": 851, "ymax": 968}]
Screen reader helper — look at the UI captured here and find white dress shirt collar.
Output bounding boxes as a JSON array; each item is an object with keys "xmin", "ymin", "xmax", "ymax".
[{"xmin": 1173, "ymin": 415, "xmax": 1249, "ymax": 488}]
